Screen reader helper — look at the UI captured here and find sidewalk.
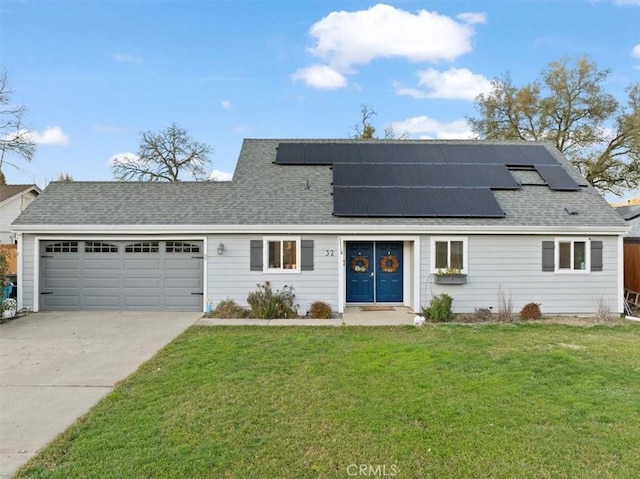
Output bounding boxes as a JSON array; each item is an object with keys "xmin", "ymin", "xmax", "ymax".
[{"xmin": 196, "ymin": 306, "xmax": 418, "ymax": 326}]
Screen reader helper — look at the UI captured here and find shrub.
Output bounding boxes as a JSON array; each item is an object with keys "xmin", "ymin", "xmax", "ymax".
[
  {"xmin": 209, "ymin": 299, "xmax": 250, "ymax": 319},
  {"xmin": 520, "ymin": 302, "xmax": 542, "ymax": 320},
  {"xmin": 496, "ymin": 287, "xmax": 513, "ymax": 322},
  {"xmin": 422, "ymin": 294, "xmax": 454, "ymax": 322},
  {"xmin": 474, "ymin": 307, "xmax": 494, "ymax": 322},
  {"xmin": 247, "ymin": 282, "xmax": 298, "ymax": 319},
  {"xmin": 308, "ymin": 301, "xmax": 333, "ymax": 319}
]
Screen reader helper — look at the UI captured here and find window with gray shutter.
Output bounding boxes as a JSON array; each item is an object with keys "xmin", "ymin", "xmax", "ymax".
[
  {"xmin": 301, "ymin": 240, "xmax": 314, "ymax": 271},
  {"xmin": 250, "ymin": 240, "xmax": 263, "ymax": 271},
  {"xmin": 591, "ymin": 241, "xmax": 603, "ymax": 271},
  {"xmin": 542, "ymin": 241, "xmax": 555, "ymax": 271}
]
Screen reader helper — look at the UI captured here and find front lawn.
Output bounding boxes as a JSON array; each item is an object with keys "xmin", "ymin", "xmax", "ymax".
[{"xmin": 16, "ymin": 323, "xmax": 640, "ymax": 478}]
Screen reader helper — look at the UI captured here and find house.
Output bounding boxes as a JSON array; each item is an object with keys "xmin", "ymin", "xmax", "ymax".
[
  {"xmin": 0, "ymin": 184, "xmax": 41, "ymax": 244},
  {"xmin": 616, "ymin": 203, "xmax": 640, "ymax": 293},
  {"xmin": 11, "ymin": 139, "xmax": 628, "ymax": 315}
]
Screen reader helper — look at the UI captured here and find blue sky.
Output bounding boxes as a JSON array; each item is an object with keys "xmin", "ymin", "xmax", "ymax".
[{"xmin": 1, "ymin": 0, "xmax": 639, "ymax": 199}]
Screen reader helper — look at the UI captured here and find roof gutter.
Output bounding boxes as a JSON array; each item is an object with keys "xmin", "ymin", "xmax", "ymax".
[{"xmin": 10, "ymin": 223, "xmax": 629, "ymax": 236}]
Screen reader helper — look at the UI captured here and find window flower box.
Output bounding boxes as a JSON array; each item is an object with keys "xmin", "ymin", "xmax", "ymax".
[{"xmin": 434, "ymin": 273, "xmax": 467, "ymax": 285}]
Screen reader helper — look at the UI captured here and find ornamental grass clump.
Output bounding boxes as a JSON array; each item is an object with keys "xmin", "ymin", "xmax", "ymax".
[
  {"xmin": 247, "ymin": 281, "xmax": 298, "ymax": 319},
  {"xmin": 422, "ymin": 293, "xmax": 454, "ymax": 322},
  {"xmin": 308, "ymin": 301, "xmax": 333, "ymax": 319},
  {"xmin": 520, "ymin": 302, "xmax": 542, "ymax": 320},
  {"xmin": 208, "ymin": 299, "xmax": 250, "ymax": 319}
]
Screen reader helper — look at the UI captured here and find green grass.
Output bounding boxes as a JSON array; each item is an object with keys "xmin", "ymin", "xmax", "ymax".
[{"xmin": 16, "ymin": 323, "xmax": 640, "ymax": 478}]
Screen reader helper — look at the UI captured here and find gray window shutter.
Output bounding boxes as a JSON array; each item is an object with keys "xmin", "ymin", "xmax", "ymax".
[
  {"xmin": 301, "ymin": 240, "xmax": 314, "ymax": 271},
  {"xmin": 591, "ymin": 241, "xmax": 603, "ymax": 272},
  {"xmin": 542, "ymin": 241, "xmax": 555, "ymax": 272},
  {"xmin": 250, "ymin": 240, "xmax": 263, "ymax": 271}
]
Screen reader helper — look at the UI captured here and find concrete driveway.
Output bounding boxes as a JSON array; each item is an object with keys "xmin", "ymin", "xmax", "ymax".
[{"xmin": 0, "ymin": 311, "xmax": 201, "ymax": 478}]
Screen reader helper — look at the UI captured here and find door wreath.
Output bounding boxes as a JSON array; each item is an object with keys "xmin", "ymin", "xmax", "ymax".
[
  {"xmin": 379, "ymin": 255, "xmax": 400, "ymax": 273},
  {"xmin": 350, "ymin": 255, "xmax": 369, "ymax": 273}
]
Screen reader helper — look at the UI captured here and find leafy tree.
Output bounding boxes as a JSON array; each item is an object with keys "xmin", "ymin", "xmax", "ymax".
[
  {"xmin": 0, "ymin": 72, "xmax": 36, "ymax": 178},
  {"xmin": 111, "ymin": 123, "xmax": 212, "ymax": 181},
  {"xmin": 468, "ymin": 55, "xmax": 640, "ymax": 195}
]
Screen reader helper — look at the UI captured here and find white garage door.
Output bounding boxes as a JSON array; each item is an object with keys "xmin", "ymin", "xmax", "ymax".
[{"xmin": 40, "ymin": 240, "xmax": 204, "ymax": 311}]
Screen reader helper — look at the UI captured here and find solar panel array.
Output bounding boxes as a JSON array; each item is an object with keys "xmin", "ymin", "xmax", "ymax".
[{"xmin": 274, "ymin": 142, "xmax": 584, "ymax": 218}]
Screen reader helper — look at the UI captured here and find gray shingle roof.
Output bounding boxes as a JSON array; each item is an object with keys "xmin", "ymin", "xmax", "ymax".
[{"xmin": 12, "ymin": 139, "xmax": 626, "ymax": 231}]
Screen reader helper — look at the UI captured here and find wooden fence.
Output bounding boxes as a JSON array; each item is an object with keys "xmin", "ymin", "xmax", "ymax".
[
  {"xmin": 625, "ymin": 240, "xmax": 640, "ymax": 293},
  {"xmin": 0, "ymin": 244, "xmax": 18, "ymax": 274}
]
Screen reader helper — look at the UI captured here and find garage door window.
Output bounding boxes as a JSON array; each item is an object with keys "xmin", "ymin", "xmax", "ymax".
[
  {"xmin": 85, "ymin": 242, "xmax": 118, "ymax": 253},
  {"xmin": 166, "ymin": 241, "xmax": 200, "ymax": 253},
  {"xmin": 45, "ymin": 241, "xmax": 78, "ymax": 253},
  {"xmin": 125, "ymin": 241, "xmax": 159, "ymax": 253}
]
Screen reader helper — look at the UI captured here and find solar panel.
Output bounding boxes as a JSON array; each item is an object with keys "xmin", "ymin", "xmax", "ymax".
[
  {"xmin": 404, "ymin": 144, "xmax": 446, "ymax": 163},
  {"xmin": 491, "ymin": 145, "xmax": 532, "ymax": 166},
  {"xmin": 275, "ymin": 143, "xmax": 305, "ymax": 164},
  {"xmin": 332, "ymin": 163, "xmax": 363, "ymax": 186},
  {"xmin": 521, "ymin": 145, "xmax": 558, "ymax": 165},
  {"xmin": 534, "ymin": 165, "xmax": 581, "ymax": 190},
  {"xmin": 359, "ymin": 143, "xmax": 390, "ymax": 163},
  {"xmin": 448, "ymin": 164, "xmax": 487, "ymax": 187},
  {"xmin": 461, "ymin": 188, "xmax": 506, "ymax": 217},
  {"xmin": 398, "ymin": 188, "xmax": 436, "ymax": 216},
  {"xmin": 392, "ymin": 163, "xmax": 431, "ymax": 186},
  {"xmin": 441, "ymin": 145, "xmax": 497, "ymax": 164},
  {"xmin": 423, "ymin": 164, "xmax": 455, "ymax": 186},
  {"xmin": 362, "ymin": 163, "xmax": 395, "ymax": 186},
  {"xmin": 333, "ymin": 187, "xmax": 368, "ymax": 216},
  {"xmin": 304, "ymin": 143, "xmax": 334, "ymax": 164},
  {"xmin": 332, "ymin": 144, "xmax": 361, "ymax": 163},
  {"xmin": 481, "ymin": 165, "xmax": 520, "ymax": 189},
  {"xmin": 365, "ymin": 187, "xmax": 401, "ymax": 216},
  {"xmin": 428, "ymin": 188, "xmax": 470, "ymax": 216}
]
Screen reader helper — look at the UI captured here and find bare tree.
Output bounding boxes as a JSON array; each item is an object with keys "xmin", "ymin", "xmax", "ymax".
[
  {"xmin": 111, "ymin": 123, "xmax": 212, "ymax": 181},
  {"xmin": 0, "ymin": 72, "xmax": 36, "ymax": 177},
  {"xmin": 351, "ymin": 104, "xmax": 409, "ymax": 140},
  {"xmin": 468, "ymin": 55, "xmax": 640, "ymax": 195},
  {"xmin": 352, "ymin": 104, "xmax": 377, "ymax": 139}
]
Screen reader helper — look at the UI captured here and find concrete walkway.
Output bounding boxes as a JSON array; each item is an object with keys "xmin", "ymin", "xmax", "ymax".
[
  {"xmin": 197, "ymin": 306, "xmax": 418, "ymax": 326},
  {"xmin": 0, "ymin": 311, "xmax": 201, "ymax": 478}
]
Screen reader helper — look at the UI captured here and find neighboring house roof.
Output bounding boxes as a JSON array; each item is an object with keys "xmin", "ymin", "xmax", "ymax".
[
  {"xmin": 0, "ymin": 184, "xmax": 41, "ymax": 206},
  {"xmin": 616, "ymin": 204, "xmax": 640, "ymax": 237},
  {"xmin": 12, "ymin": 139, "xmax": 626, "ymax": 233}
]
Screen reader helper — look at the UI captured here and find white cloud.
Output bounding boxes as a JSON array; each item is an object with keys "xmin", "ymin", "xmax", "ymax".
[
  {"xmin": 294, "ymin": 4, "xmax": 484, "ymax": 89},
  {"xmin": 632, "ymin": 44, "xmax": 640, "ymax": 58},
  {"xmin": 291, "ymin": 64, "xmax": 347, "ymax": 89},
  {"xmin": 396, "ymin": 67, "xmax": 492, "ymax": 100},
  {"xmin": 390, "ymin": 116, "xmax": 474, "ymax": 139},
  {"xmin": 108, "ymin": 151, "xmax": 139, "ymax": 165},
  {"xmin": 221, "ymin": 100, "xmax": 232, "ymax": 110},
  {"xmin": 456, "ymin": 12, "xmax": 487, "ymax": 25},
  {"xmin": 28, "ymin": 126, "xmax": 70, "ymax": 146},
  {"xmin": 113, "ymin": 53, "xmax": 142, "ymax": 63},
  {"xmin": 208, "ymin": 169, "xmax": 233, "ymax": 181}
]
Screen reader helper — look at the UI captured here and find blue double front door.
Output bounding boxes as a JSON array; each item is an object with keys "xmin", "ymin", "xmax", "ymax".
[{"xmin": 346, "ymin": 241, "xmax": 403, "ymax": 303}]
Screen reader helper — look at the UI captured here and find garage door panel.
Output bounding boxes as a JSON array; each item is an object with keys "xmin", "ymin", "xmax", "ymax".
[
  {"xmin": 83, "ymin": 258, "xmax": 120, "ymax": 270},
  {"xmin": 124, "ymin": 258, "xmax": 161, "ymax": 269},
  {"xmin": 40, "ymin": 240, "xmax": 203, "ymax": 312},
  {"xmin": 84, "ymin": 296, "xmax": 121, "ymax": 308},
  {"xmin": 165, "ymin": 277, "xmax": 201, "ymax": 289}
]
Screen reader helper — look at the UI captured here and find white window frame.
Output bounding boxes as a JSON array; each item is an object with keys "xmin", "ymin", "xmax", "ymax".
[
  {"xmin": 555, "ymin": 237, "xmax": 590, "ymax": 274},
  {"xmin": 263, "ymin": 236, "xmax": 301, "ymax": 273},
  {"xmin": 430, "ymin": 236, "xmax": 468, "ymax": 274}
]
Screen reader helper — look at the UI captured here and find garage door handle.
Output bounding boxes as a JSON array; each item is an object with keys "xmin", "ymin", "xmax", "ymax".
[
  {"xmin": 192, "ymin": 256, "xmax": 204, "ymax": 259},
  {"xmin": 191, "ymin": 292, "xmax": 204, "ymax": 295},
  {"xmin": 41, "ymin": 292, "xmax": 53, "ymax": 295},
  {"xmin": 41, "ymin": 255, "xmax": 53, "ymax": 259}
]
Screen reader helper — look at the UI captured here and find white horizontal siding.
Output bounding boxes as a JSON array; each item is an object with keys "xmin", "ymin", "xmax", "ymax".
[
  {"xmin": 421, "ymin": 235, "xmax": 620, "ymax": 315},
  {"xmin": 19, "ymin": 234, "xmax": 36, "ymax": 310},
  {"xmin": 207, "ymin": 234, "xmax": 340, "ymax": 315}
]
